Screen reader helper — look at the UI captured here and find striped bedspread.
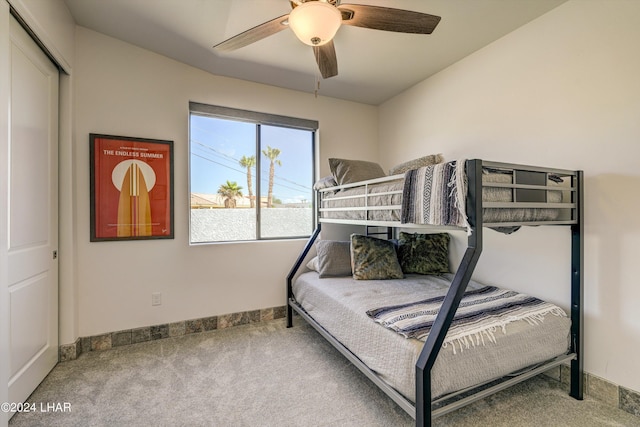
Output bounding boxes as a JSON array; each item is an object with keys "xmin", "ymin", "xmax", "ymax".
[
  {"xmin": 366, "ymin": 285, "xmax": 567, "ymax": 354},
  {"xmin": 400, "ymin": 160, "xmax": 469, "ymax": 231}
]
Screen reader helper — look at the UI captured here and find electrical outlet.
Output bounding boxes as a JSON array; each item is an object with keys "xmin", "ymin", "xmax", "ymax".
[{"xmin": 152, "ymin": 292, "xmax": 162, "ymax": 306}]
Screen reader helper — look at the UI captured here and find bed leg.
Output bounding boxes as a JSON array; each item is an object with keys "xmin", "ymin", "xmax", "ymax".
[
  {"xmin": 286, "ymin": 303, "xmax": 293, "ymax": 328},
  {"xmin": 570, "ymin": 171, "xmax": 584, "ymax": 400},
  {"xmin": 415, "ymin": 370, "xmax": 432, "ymax": 427}
]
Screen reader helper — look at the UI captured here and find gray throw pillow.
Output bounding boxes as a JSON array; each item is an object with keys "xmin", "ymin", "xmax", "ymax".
[
  {"xmin": 388, "ymin": 154, "xmax": 444, "ymax": 175},
  {"xmin": 328, "ymin": 158, "xmax": 386, "ymax": 185},
  {"xmin": 316, "ymin": 240, "xmax": 352, "ymax": 277},
  {"xmin": 397, "ymin": 232, "xmax": 450, "ymax": 275},
  {"xmin": 350, "ymin": 234, "xmax": 403, "ymax": 280}
]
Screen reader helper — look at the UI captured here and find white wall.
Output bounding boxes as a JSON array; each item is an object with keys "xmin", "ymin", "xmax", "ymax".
[
  {"xmin": 73, "ymin": 27, "xmax": 378, "ymax": 337},
  {"xmin": 379, "ymin": 0, "xmax": 640, "ymax": 393}
]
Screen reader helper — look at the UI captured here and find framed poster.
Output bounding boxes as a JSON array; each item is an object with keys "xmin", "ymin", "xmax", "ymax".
[{"xmin": 90, "ymin": 134, "xmax": 174, "ymax": 241}]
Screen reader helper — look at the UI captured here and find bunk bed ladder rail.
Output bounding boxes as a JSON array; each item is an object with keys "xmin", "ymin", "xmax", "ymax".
[{"xmin": 415, "ymin": 159, "xmax": 484, "ymax": 427}]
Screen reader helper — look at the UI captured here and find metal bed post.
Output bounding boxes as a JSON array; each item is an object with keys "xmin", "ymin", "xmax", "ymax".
[
  {"xmin": 365, "ymin": 226, "xmax": 394, "ymax": 239},
  {"xmin": 286, "ymin": 224, "xmax": 321, "ymax": 328},
  {"xmin": 415, "ymin": 159, "xmax": 484, "ymax": 427},
  {"xmin": 570, "ymin": 170, "xmax": 584, "ymax": 399}
]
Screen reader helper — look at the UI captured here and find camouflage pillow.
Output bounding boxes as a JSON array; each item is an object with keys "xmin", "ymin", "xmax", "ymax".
[
  {"xmin": 350, "ymin": 234, "xmax": 403, "ymax": 280},
  {"xmin": 397, "ymin": 232, "xmax": 450, "ymax": 275}
]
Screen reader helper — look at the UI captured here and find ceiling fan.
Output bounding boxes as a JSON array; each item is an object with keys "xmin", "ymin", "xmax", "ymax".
[{"xmin": 213, "ymin": 0, "xmax": 441, "ymax": 79}]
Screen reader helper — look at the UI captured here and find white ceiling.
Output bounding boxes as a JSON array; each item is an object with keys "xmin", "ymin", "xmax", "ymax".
[{"xmin": 63, "ymin": 0, "xmax": 566, "ymax": 105}]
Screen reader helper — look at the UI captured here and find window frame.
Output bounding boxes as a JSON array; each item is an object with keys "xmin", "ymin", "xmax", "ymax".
[{"xmin": 189, "ymin": 102, "xmax": 319, "ymax": 244}]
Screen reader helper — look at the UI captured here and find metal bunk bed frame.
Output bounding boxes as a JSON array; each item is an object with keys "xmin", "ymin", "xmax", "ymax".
[{"xmin": 286, "ymin": 159, "xmax": 583, "ymax": 427}]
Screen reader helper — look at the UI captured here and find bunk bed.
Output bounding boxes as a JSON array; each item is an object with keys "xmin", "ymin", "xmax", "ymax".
[{"xmin": 286, "ymin": 159, "xmax": 583, "ymax": 427}]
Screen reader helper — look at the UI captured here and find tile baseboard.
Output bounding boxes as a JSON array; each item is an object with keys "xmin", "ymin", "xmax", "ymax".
[
  {"xmin": 58, "ymin": 305, "xmax": 286, "ymax": 362},
  {"xmin": 541, "ymin": 364, "xmax": 640, "ymax": 419}
]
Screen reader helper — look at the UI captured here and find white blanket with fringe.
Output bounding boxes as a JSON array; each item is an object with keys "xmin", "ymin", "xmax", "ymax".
[{"xmin": 366, "ymin": 285, "xmax": 567, "ymax": 355}]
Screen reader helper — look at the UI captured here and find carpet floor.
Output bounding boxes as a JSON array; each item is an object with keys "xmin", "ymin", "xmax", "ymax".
[{"xmin": 8, "ymin": 319, "xmax": 640, "ymax": 427}]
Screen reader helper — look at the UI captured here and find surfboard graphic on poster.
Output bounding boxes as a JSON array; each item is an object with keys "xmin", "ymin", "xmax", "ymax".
[{"xmin": 112, "ymin": 160, "xmax": 155, "ymax": 237}]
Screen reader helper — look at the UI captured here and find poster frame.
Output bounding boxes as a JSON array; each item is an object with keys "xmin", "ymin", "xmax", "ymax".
[{"xmin": 89, "ymin": 133, "xmax": 174, "ymax": 242}]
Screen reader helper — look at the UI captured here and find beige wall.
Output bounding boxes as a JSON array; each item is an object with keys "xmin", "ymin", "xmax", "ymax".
[
  {"xmin": 379, "ymin": 0, "xmax": 640, "ymax": 393},
  {"xmin": 73, "ymin": 27, "xmax": 378, "ymax": 337}
]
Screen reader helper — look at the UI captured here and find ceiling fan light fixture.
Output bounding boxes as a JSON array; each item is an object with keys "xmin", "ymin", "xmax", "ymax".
[{"xmin": 288, "ymin": 1, "xmax": 342, "ymax": 46}]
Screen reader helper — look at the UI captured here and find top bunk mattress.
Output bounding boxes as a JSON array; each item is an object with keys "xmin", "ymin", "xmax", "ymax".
[
  {"xmin": 319, "ymin": 162, "xmax": 576, "ymax": 228},
  {"xmin": 292, "ymin": 272, "xmax": 570, "ymax": 402}
]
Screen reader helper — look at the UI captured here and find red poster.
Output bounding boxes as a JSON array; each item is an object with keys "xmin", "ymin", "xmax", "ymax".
[{"xmin": 90, "ymin": 134, "xmax": 173, "ymax": 241}]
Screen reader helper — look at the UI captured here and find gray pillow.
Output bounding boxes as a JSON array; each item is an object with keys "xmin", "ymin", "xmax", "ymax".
[
  {"xmin": 329, "ymin": 158, "xmax": 386, "ymax": 185},
  {"xmin": 350, "ymin": 234, "xmax": 403, "ymax": 280},
  {"xmin": 388, "ymin": 154, "xmax": 444, "ymax": 175},
  {"xmin": 316, "ymin": 240, "xmax": 352, "ymax": 277},
  {"xmin": 397, "ymin": 232, "xmax": 450, "ymax": 275}
]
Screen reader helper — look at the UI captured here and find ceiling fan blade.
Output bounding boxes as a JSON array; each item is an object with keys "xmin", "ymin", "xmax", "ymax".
[
  {"xmin": 338, "ymin": 4, "xmax": 441, "ymax": 34},
  {"xmin": 313, "ymin": 41, "xmax": 338, "ymax": 79},
  {"xmin": 213, "ymin": 14, "xmax": 290, "ymax": 52}
]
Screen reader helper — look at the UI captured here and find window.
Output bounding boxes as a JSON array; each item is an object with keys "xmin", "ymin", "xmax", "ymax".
[{"xmin": 189, "ymin": 102, "xmax": 317, "ymax": 243}]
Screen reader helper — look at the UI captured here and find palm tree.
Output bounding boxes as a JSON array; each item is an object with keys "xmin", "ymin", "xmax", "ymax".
[
  {"xmin": 239, "ymin": 155, "xmax": 256, "ymax": 208},
  {"xmin": 217, "ymin": 180, "xmax": 243, "ymax": 208},
  {"xmin": 262, "ymin": 145, "xmax": 281, "ymax": 208}
]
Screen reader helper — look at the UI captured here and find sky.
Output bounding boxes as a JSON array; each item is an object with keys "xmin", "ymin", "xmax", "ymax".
[{"xmin": 190, "ymin": 114, "xmax": 314, "ymax": 204}]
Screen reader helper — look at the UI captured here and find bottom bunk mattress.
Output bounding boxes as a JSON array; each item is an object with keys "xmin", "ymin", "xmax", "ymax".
[{"xmin": 291, "ymin": 272, "xmax": 570, "ymax": 402}]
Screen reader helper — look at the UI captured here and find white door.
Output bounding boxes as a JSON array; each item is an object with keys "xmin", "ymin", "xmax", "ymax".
[{"xmin": 7, "ymin": 15, "xmax": 59, "ymax": 407}]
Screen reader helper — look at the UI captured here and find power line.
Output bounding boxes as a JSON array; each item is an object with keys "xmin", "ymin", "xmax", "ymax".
[
  {"xmin": 191, "ymin": 139, "xmax": 312, "ymax": 192},
  {"xmin": 191, "ymin": 151, "xmax": 311, "ymax": 195},
  {"xmin": 191, "ymin": 131, "xmax": 313, "ymax": 192}
]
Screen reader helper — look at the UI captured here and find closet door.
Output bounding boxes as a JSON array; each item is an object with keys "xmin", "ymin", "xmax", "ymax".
[{"xmin": 7, "ymin": 15, "xmax": 59, "ymax": 407}]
